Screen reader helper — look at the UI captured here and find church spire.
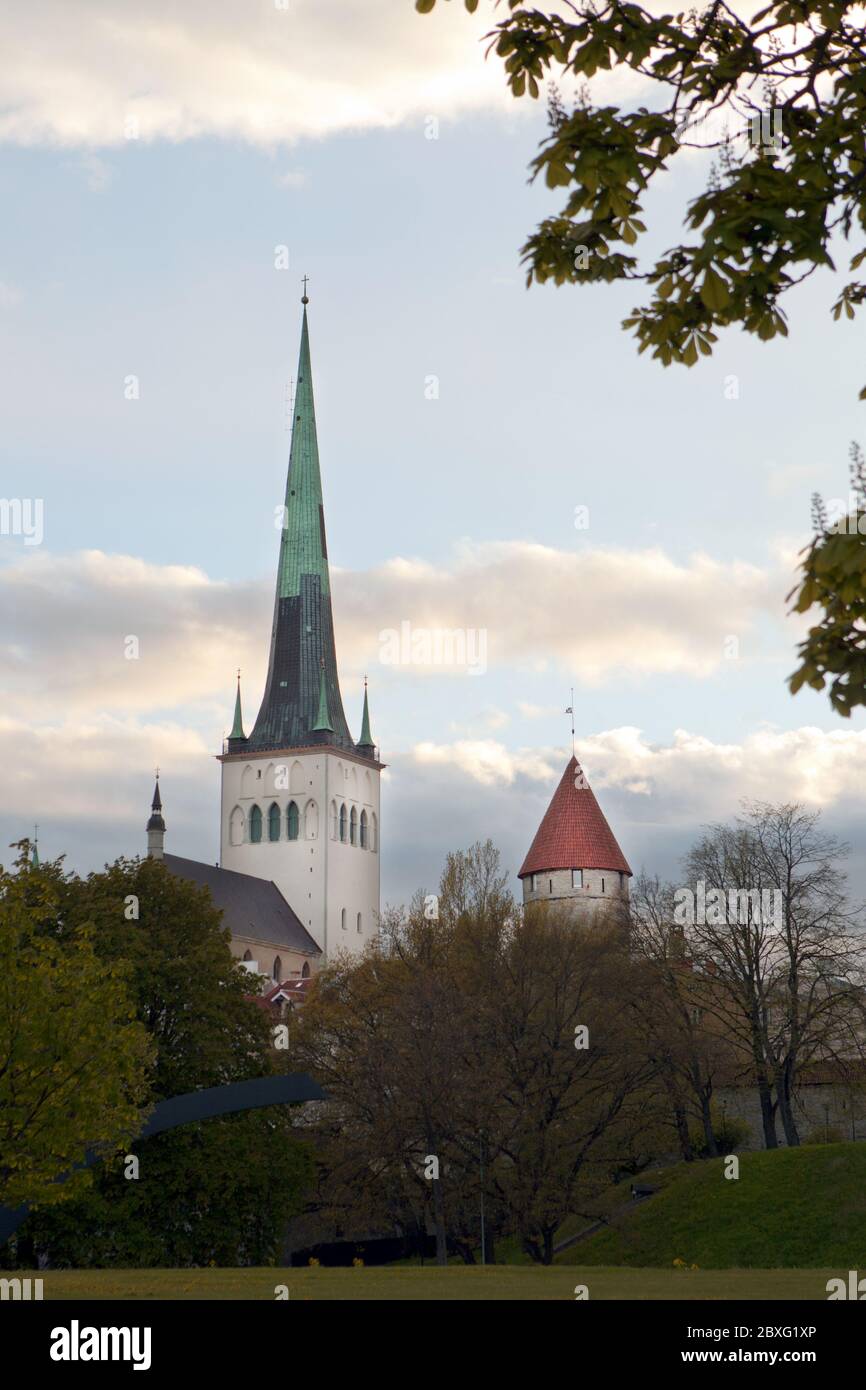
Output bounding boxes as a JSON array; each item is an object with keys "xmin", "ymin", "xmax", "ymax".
[
  {"xmin": 227, "ymin": 670, "xmax": 248, "ymax": 752},
  {"xmin": 247, "ymin": 290, "xmax": 354, "ymax": 752},
  {"xmin": 357, "ymin": 676, "xmax": 375, "ymax": 756},
  {"xmin": 146, "ymin": 772, "xmax": 166, "ymax": 860}
]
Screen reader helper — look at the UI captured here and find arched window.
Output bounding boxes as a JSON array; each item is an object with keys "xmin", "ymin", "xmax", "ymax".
[
  {"xmin": 243, "ymin": 949, "xmax": 252, "ymax": 961},
  {"xmin": 240, "ymin": 764, "xmax": 255, "ymax": 798},
  {"xmin": 370, "ymin": 812, "xmax": 378, "ymax": 853},
  {"xmin": 273, "ymin": 956, "xmax": 282, "ymax": 982},
  {"xmin": 287, "ymin": 800, "xmax": 300, "ymax": 840},
  {"xmin": 357, "ymin": 912, "xmax": 362, "ymax": 934},
  {"xmin": 360, "ymin": 809, "xmax": 368, "ymax": 849},
  {"xmin": 229, "ymin": 806, "xmax": 245, "ymax": 846},
  {"xmin": 350, "ymin": 806, "xmax": 357, "ymax": 846},
  {"xmin": 330, "ymin": 800, "xmax": 338, "ymax": 840},
  {"xmin": 339, "ymin": 804, "xmax": 347, "ymax": 842},
  {"xmin": 249, "ymin": 804, "xmax": 262, "ymax": 843},
  {"xmin": 301, "ymin": 961, "xmax": 311, "ymax": 979},
  {"xmin": 268, "ymin": 802, "xmax": 281, "ymax": 841},
  {"xmin": 290, "ymin": 760, "xmax": 305, "ymax": 794},
  {"xmin": 341, "ymin": 908, "xmax": 347, "ymax": 931}
]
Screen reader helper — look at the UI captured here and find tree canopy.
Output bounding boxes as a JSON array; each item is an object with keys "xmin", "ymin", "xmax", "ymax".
[{"xmin": 417, "ymin": 0, "xmax": 866, "ymax": 391}]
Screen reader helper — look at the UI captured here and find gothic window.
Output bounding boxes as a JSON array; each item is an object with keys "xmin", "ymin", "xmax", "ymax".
[
  {"xmin": 229, "ymin": 806, "xmax": 244, "ymax": 847},
  {"xmin": 243, "ymin": 949, "xmax": 252, "ymax": 961},
  {"xmin": 360, "ymin": 809, "xmax": 368, "ymax": 849},
  {"xmin": 330, "ymin": 800, "xmax": 337, "ymax": 840},
  {"xmin": 370, "ymin": 812, "xmax": 378, "ymax": 853},
  {"xmin": 240, "ymin": 764, "xmax": 255, "ymax": 797},
  {"xmin": 273, "ymin": 956, "xmax": 282, "ymax": 983},
  {"xmin": 287, "ymin": 800, "xmax": 300, "ymax": 840},
  {"xmin": 357, "ymin": 912, "xmax": 362, "ymax": 933},
  {"xmin": 268, "ymin": 802, "xmax": 281, "ymax": 841},
  {"xmin": 302, "ymin": 961, "xmax": 311, "ymax": 979},
  {"xmin": 249, "ymin": 804, "xmax": 262, "ymax": 843},
  {"xmin": 350, "ymin": 806, "xmax": 357, "ymax": 846},
  {"xmin": 339, "ymin": 804, "xmax": 347, "ymax": 842},
  {"xmin": 290, "ymin": 760, "xmax": 305, "ymax": 794}
]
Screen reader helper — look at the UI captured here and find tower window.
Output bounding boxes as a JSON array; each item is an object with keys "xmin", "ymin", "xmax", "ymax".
[
  {"xmin": 350, "ymin": 807, "xmax": 357, "ymax": 846},
  {"xmin": 531, "ymin": 873, "xmax": 537, "ymax": 892},
  {"xmin": 549, "ymin": 879, "xmax": 553, "ymax": 895},
  {"xmin": 339, "ymin": 804, "xmax": 347, "ymax": 842},
  {"xmin": 273, "ymin": 956, "xmax": 282, "ymax": 983},
  {"xmin": 601, "ymin": 877, "xmax": 605, "ymax": 893},
  {"xmin": 302, "ymin": 961, "xmax": 310, "ymax": 979},
  {"xmin": 360, "ymin": 809, "xmax": 368, "ymax": 849},
  {"xmin": 249, "ymin": 804, "xmax": 262, "ymax": 843},
  {"xmin": 572, "ymin": 869, "xmax": 583, "ymax": 889},
  {"xmin": 619, "ymin": 871, "xmax": 625, "ymax": 888},
  {"xmin": 357, "ymin": 912, "xmax": 362, "ymax": 933},
  {"xmin": 341, "ymin": 908, "xmax": 347, "ymax": 931},
  {"xmin": 268, "ymin": 802, "xmax": 281, "ymax": 842},
  {"xmin": 287, "ymin": 800, "xmax": 300, "ymax": 841}
]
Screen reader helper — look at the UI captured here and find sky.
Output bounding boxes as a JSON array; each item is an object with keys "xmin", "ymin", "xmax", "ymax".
[{"xmin": 2, "ymin": 0, "xmax": 866, "ymax": 909}]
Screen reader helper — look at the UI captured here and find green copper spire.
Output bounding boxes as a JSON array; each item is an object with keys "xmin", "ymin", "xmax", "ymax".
[
  {"xmin": 229, "ymin": 671, "xmax": 245, "ymax": 740},
  {"xmin": 312, "ymin": 663, "xmax": 333, "ymax": 732},
  {"xmin": 248, "ymin": 290, "xmax": 354, "ymax": 752},
  {"xmin": 357, "ymin": 676, "xmax": 374, "ymax": 752},
  {"xmin": 31, "ymin": 825, "xmax": 39, "ymax": 867}
]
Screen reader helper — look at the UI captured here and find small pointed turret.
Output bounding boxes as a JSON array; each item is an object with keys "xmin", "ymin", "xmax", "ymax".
[
  {"xmin": 356, "ymin": 676, "xmax": 375, "ymax": 758},
  {"xmin": 31, "ymin": 825, "xmax": 39, "ymax": 868},
  {"xmin": 311, "ymin": 662, "xmax": 334, "ymax": 738},
  {"xmin": 146, "ymin": 773, "xmax": 166, "ymax": 860},
  {"xmin": 227, "ymin": 670, "xmax": 248, "ymax": 753}
]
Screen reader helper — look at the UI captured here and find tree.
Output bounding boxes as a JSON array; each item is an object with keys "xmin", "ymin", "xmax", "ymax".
[
  {"xmin": 0, "ymin": 846, "xmax": 151, "ymax": 1213},
  {"xmin": 789, "ymin": 442, "xmax": 866, "ymax": 715},
  {"xmin": 25, "ymin": 857, "xmax": 314, "ymax": 1267},
  {"xmin": 417, "ymin": 1, "xmax": 866, "ymax": 389},
  {"xmin": 297, "ymin": 843, "xmax": 654, "ymax": 1265},
  {"xmin": 682, "ymin": 802, "xmax": 865, "ymax": 1148},
  {"xmin": 629, "ymin": 873, "xmax": 732, "ymax": 1160}
]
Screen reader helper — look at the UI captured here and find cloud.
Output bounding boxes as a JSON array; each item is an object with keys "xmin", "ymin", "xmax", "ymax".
[
  {"xmin": 0, "ymin": 0, "xmax": 511, "ymax": 150},
  {"xmin": 409, "ymin": 724, "xmax": 866, "ymax": 813},
  {"xmin": 0, "ymin": 540, "xmax": 797, "ymax": 725}
]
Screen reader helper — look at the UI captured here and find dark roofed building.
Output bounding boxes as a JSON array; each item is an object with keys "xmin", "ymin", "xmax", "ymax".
[{"xmin": 163, "ymin": 853, "xmax": 321, "ymax": 983}]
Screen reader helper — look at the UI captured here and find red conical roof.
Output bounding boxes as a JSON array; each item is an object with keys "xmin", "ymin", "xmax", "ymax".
[{"xmin": 518, "ymin": 755, "xmax": 631, "ymax": 878}]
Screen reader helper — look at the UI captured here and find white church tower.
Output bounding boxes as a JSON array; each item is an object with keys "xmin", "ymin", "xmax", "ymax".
[{"xmin": 218, "ymin": 290, "xmax": 382, "ymax": 959}]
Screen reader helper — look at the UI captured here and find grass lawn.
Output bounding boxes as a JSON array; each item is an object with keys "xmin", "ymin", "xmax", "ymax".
[
  {"xmin": 559, "ymin": 1142, "xmax": 866, "ymax": 1269},
  {"xmin": 19, "ymin": 1265, "xmax": 836, "ymax": 1300}
]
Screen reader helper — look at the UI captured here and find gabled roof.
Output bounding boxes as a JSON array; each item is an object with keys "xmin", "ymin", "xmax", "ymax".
[
  {"xmin": 163, "ymin": 853, "xmax": 322, "ymax": 956},
  {"xmin": 518, "ymin": 755, "xmax": 632, "ymax": 878}
]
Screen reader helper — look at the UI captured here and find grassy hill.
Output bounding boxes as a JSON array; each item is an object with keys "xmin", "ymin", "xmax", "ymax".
[{"xmin": 557, "ymin": 1142, "xmax": 866, "ymax": 1269}]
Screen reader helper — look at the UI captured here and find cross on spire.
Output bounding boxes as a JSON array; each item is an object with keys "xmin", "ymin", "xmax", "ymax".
[{"xmin": 301, "ymin": 274, "xmax": 309, "ymax": 304}]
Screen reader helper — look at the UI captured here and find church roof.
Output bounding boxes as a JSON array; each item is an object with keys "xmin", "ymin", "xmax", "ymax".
[
  {"xmin": 518, "ymin": 755, "xmax": 632, "ymax": 878},
  {"xmin": 247, "ymin": 300, "xmax": 357, "ymax": 755},
  {"xmin": 163, "ymin": 853, "xmax": 322, "ymax": 956}
]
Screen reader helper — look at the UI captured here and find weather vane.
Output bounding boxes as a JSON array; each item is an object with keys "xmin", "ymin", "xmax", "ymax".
[{"xmin": 565, "ymin": 689, "xmax": 575, "ymax": 756}]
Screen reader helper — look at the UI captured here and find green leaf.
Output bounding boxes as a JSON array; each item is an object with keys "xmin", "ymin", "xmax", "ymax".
[{"xmin": 700, "ymin": 266, "xmax": 730, "ymax": 312}]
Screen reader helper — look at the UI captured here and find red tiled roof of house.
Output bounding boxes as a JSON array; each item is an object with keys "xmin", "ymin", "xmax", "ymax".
[{"xmin": 518, "ymin": 755, "xmax": 632, "ymax": 878}]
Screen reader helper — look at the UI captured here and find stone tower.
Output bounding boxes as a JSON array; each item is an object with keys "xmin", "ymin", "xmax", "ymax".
[
  {"xmin": 518, "ymin": 755, "xmax": 631, "ymax": 916},
  {"xmin": 218, "ymin": 294, "xmax": 382, "ymax": 959}
]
